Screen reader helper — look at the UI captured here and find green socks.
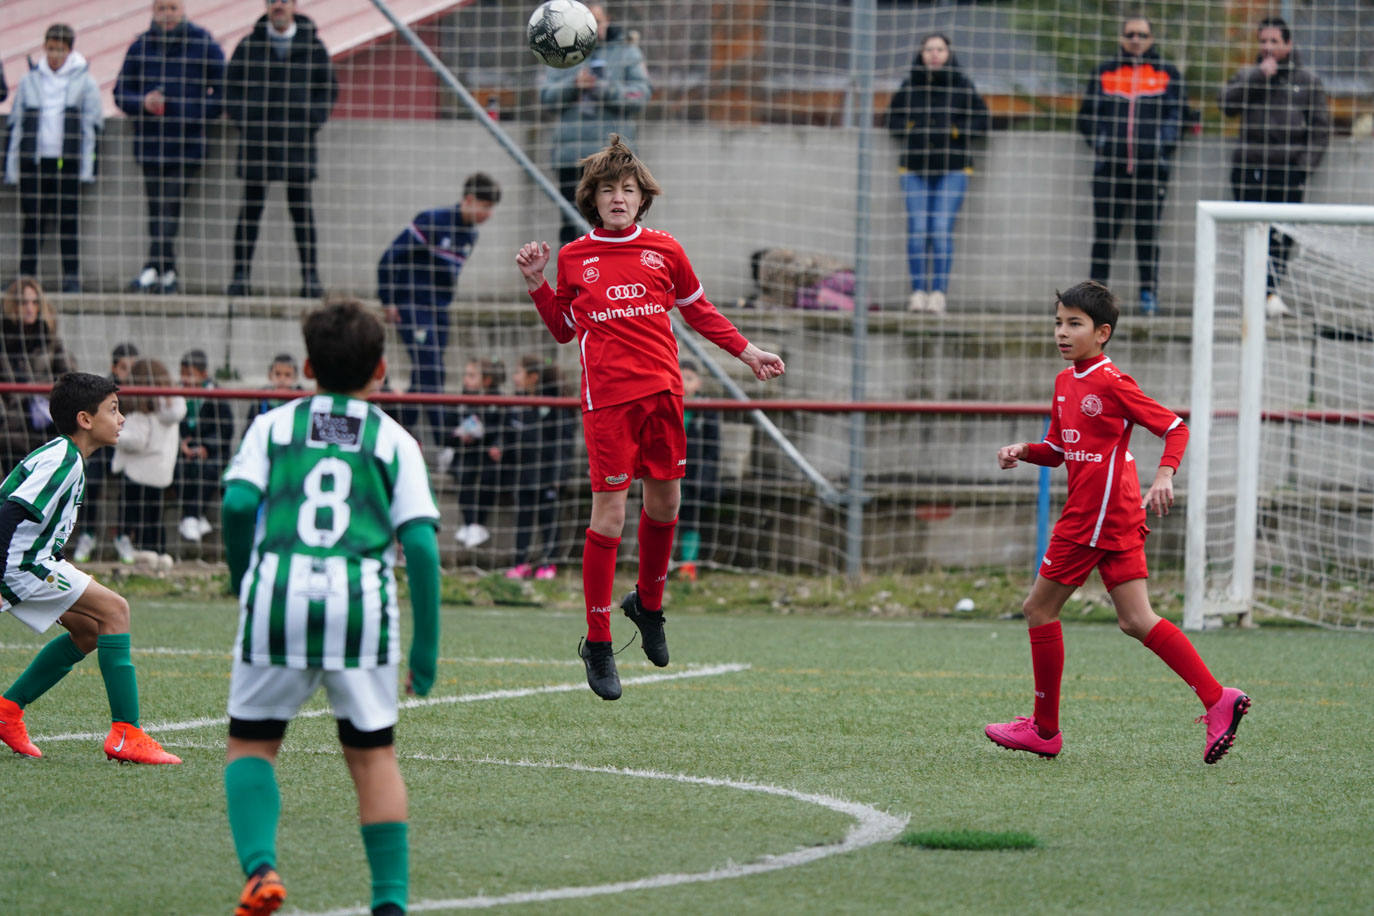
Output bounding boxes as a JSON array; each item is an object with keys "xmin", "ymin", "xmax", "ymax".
[
  {"xmin": 680, "ymin": 528, "xmax": 701, "ymax": 564},
  {"xmin": 4, "ymin": 633, "xmax": 87, "ymax": 708},
  {"xmin": 96, "ymin": 633, "xmax": 140, "ymax": 726},
  {"xmin": 361, "ymin": 821, "xmax": 409, "ymax": 912},
  {"xmin": 225, "ymin": 757, "xmax": 280, "ymax": 875}
]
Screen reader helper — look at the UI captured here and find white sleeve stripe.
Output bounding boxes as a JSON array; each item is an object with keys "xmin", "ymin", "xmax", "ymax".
[
  {"xmin": 1166, "ymin": 416, "xmax": 1183, "ymax": 432},
  {"xmin": 1045, "ymin": 441, "xmax": 1064, "ymax": 453},
  {"xmin": 676, "ymin": 285, "xmax": 705, "ymax": 306}
]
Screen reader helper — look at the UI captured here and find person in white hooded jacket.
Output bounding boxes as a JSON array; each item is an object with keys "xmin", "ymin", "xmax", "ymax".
[
  {"xmin": 110, "ymin": 358, "xmax": 186, "ymax": 564},
  {"xmin": 5, "ymin": 24, "xmax": 104, "ymax": 293}
]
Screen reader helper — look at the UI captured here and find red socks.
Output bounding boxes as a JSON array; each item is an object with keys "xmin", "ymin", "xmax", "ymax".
[
  {"xmin": 635, "ymin": 510, "xmax": 677, "ymax": 612},
  {"xmin": 581, "ymin": 528, "xmax": 620, "ymax": 642},
  {"xmin": 1028, "ymin": 621, "xmax": 1064, "ymax": 738},
  {"xmin": 1143, "ymin": 619, "xmax": 1224, "ymax": 709}
]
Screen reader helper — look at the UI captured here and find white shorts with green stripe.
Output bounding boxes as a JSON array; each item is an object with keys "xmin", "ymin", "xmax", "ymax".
[
  {"xmin": 1, "ymin": 561, "xmax": 92, "ymax": 634},
  {"xmin": 227, "ymin": 660, "xmax": 399, "ymax": 733}
]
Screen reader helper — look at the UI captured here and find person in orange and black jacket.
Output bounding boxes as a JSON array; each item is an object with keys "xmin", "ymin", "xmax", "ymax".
[
  {"xmin": 1077, "ymin": 15, "xmax": 1183, "ymax": 318},
  {"xmin": 1220, "ymin": 15, "xmax": 1330, "ymax": 318}
]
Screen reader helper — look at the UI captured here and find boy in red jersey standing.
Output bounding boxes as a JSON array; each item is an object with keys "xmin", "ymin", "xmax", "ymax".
[
  {"xmin": 516, "ymin": 135, "xmax": 785, "ymax": 700},
  {"xmin": 987, "ymin": 281, "xmax": 1249, "ymax": 763}
]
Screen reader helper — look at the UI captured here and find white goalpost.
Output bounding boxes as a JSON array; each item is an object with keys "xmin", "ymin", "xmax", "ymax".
[{"xmin": 1186, "ymin": 201, "xmax": 1374, "ymax": 631}]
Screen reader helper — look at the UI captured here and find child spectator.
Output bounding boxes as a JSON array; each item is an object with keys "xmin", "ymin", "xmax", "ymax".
[
  {"xmin": 986, "ymin": 280, "xmax": 1249, "ymax": 764},
  {"xmin": 677, "ymin": 360, "xmax": 721, "ymax": 582},
  {"xmin": 111, "ymin": 358, "xmax": 185, "ymax": 564},
  {"xmin": 515, "ymin": 135, "xmax": 785, "ymax": 700},
  {"xmin": 0, "ymin": 277, "xmax": 73, "ymax": 472},
  {"xmin": 448, "ymin": 358, "xmax": 506, "ymax": 549},
  {"xmin": 71, "ymin": 342, "xmax": 139, "ymax": 562},
  {"xmin": 220, "ymin": 296, "xmax": 439, "ymax": 916},
  {"xmin": 504, "ymin": 355, "xmax": 575, "ymax": 579},
  {"xmin": 0, "ymin": 371, "xmax": 181, "ymax": 763},
  {"xmin": 175, "ymin": 348, "xmax": 235, "ymax": 543},
  {"xmin": 378, "ymin": 172, "xmax": 501, "ymax": 446},
  {"xmin": 4, "ymin": 23, "xmax": 104, "ymax": 293},
  {"xmin": 245, "ymin": 353, "xmax": 302, "ymax": 423}
]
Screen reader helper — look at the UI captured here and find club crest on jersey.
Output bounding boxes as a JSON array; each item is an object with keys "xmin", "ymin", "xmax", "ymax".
[
  {"xmin": 311, "ymin": 411, "xmax": 362, "ymax": 448},
  {"xmin": 604, "ymin": 473, "xmax": 629, "ymax": 485},
  {"xmin": 1080, "ymin": 394, "xmax": 1104, "ymax": 417},
  {"xmin": 583, "ymin": 266, "xmax": 600, "ymax": 284},
  {"xmin": 640, "ymin": 250, "xmax": 665, "ymax": 270}
]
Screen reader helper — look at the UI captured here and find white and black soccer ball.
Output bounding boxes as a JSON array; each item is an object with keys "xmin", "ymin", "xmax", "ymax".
[{"xmin": 527, "ymin": 0, "xmax": 599, "ymax": 69}]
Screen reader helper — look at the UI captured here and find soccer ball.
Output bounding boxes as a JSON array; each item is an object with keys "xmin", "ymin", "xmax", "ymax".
[{"xmin": 527, "ymin": 0, "xmax": 599, "ymax": 69}]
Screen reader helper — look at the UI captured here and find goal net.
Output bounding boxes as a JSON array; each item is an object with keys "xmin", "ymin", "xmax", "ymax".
[
  {"xmin": 1185, "ymin": 202, "xmax": 1374, "ymax": 630},
  {"xmin": 1, "ymin": 2, "xmax": 1370, "ymax": 583}
]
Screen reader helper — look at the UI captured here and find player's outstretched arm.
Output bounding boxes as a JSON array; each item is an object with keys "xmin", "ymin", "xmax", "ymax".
[
  {"xmin": 398, "ymin": 519, "xmax": 440, "ymax": 697},
  {"xmin": 737, "ymin": 342, "xmax": 786, "ymax": 381},
  {"xmin": 516, "ymin": 241, "xmax": 551, "ymax": 291},
  {"xmin": 1142, "ymin": 465, "xmax": 1177, "ymax": 517},
  {"xmin": 998, "ymin": 442, "xmax": 1030, "ymax": 469}
]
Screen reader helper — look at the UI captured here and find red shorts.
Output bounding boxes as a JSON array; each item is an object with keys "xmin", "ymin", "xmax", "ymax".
[
  {"xmin": 1038, "ymin": 534, "xmax": 1149, "ymax": 592},
  {"xmin": 582, "ymin": 391, "xmax": 686, "ymax": 492}
]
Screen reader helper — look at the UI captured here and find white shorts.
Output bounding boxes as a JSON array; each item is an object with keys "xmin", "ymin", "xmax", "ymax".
[
  {"xmin": 1, "ymin": 561, "xmax": 93, "ymax": 634},
  {"xmin": 227, "ymin": 660, "xmax": 399, "ymax": 733}
]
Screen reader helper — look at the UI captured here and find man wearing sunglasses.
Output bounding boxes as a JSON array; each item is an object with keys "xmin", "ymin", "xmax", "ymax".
[{"xmin": 1076, "ymin": 16, "xmax": 1184, "ymax": 318}]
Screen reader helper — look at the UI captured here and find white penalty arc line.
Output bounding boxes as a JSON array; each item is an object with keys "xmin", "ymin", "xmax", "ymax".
[
  {"xmin": 300, "ymin": 755, "xmax": 909, "ymax": 915},
  {"xmin": 30, "ymin": 663, "xmax": 751, "ymax": 744}
]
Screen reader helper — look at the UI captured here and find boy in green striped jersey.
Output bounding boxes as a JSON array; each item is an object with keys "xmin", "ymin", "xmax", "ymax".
[
  {"xmin": 0, "ymin": 372, "xmax": 182, "ymax": 763},
  {"xmin": 220, "ymin": 296, "xmax": 441, "ymax": 916}
]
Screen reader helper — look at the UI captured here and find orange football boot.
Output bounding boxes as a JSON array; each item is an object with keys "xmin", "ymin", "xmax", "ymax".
[
  {"xmin": 235, "ymin": 864, "xmax": 286, "ymax": 916},
  {"xmin": 103, "ymin": 722, "xmax": 182, "ymax": 764},
  {"xmin": 0, "ymin": 696, "xmax": 41, "ymax": 758}
]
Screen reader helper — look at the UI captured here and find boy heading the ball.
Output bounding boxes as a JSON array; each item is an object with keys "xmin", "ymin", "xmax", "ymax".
[
  {"xmin": 0, "ymin": 372, "xmax": 181, "ymax": 764},
  {"xmin": 516, "ymin": 134, "xmax": 785, "ymax": 700},
  {"xmin": 220, "ymin": 296, "xmax": 441, "ymax": 916},
  {"xmin": 986, "ymin": 280, "xmax": 1250, "ymax": 764}
]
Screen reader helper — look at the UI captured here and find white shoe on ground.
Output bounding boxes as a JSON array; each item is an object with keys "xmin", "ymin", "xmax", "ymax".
[
  {"xmin": 927, "ymin": 290, "xmax": 947, "ymax": 314},
  {"xmin": 179, "ymin": 516, "xmax": 203, "ymax": 543},
  {"xmin": 72, "ymin": 532, "xmax": 97, "ymax": 563},
  {"xmin": 196, "ymin": 516, "xmax": 212, "ymax": 537},
  {"xmin": 114, "ymin": 534, "xmax": 136, "ymax": 565},
  {"xmin": 467, "ymin": 524, "xmax": 491, "ymax": 547},
  {"xmin": 906, "ymin": 291, "xmax": 929, "ymax": 313}
]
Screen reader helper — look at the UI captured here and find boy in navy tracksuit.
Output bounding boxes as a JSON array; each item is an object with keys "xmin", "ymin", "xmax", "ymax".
[{"xmin": 378, "ymin": 172, "xmax": 501, "ymax": 444}]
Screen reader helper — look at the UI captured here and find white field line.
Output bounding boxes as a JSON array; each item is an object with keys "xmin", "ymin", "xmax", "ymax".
[{"xmin": 30, "ymin": 662, "xmax": 750, "ymax": 744}]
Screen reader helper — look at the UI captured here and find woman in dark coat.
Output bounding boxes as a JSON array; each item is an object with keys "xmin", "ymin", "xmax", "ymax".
[
  {"xmin": 885, "ymin": 33, "xmax": 989, "ymax": 314},
  {"xmin": 0, "ymin": 277, "xmax": 73, "ymax": 470},
  {"xmin": 224, "ymin": 1, "xmax": 338, "ymax": 298}
]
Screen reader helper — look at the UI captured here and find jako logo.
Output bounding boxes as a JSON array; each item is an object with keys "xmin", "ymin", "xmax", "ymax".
[
  {"xmin": 1061, "ymin": 428, "xmax": 1081, "ymax": 443},
  {"xmin": 606, "ymin": 283, "xmax": 647, "ymax": 300},
  {"xmin": 604, "ymin": 473, "xmax": 629, "ymax": 485}
]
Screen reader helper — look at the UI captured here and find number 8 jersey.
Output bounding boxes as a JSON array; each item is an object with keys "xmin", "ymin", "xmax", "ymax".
[{"xmin": 223, "ymin": 394, "xmax": 439, "ymax": 669}]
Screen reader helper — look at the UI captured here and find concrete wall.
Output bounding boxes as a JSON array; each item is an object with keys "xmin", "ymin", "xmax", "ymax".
[{"xmin": 4, "ymin": 119, "xmax": 1372, "ymax": 308}]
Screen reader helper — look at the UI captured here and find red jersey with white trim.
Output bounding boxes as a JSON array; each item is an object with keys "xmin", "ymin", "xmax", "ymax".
[
  {"xmin": 1023, "ymin": 355, "xmax": 1188, "ymax": 550},
  {"xmin": 530, "ymin": 225, "xmax": 748, "ymax": 411}
]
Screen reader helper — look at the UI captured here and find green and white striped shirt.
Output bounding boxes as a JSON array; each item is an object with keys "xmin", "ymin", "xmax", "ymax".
[
  {"xmin": 224, "ymin": 395, "xmax": 439, "ymax": 670},
  {"xmin": 0, "ymin": 437, "xmax": 85, "ymax": 603}
]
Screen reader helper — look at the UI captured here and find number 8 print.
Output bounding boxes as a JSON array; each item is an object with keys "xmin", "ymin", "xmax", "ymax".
[{"xmin": 298, "ymin": 458, "xmax": 352, "ymax": 547}]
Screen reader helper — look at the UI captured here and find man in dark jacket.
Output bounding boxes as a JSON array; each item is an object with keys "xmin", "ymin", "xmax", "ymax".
[
  {"xmin": 1220, "ymin": 16, "xmax": 1330, "ymax": 317},
  {"xmin": 115, "ymin": 0, "xmax": 225, "ymax": 295},
  {"xmin": 224, "ymin": 0, "xmax": 338, "ymax": 299},
  {"xmin": 1077, "ymin": 16, "xmax": 1183, "ymax": 317}
]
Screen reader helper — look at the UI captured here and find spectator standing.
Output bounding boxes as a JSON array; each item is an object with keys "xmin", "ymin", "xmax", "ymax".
[
  {"xmin": 1220, "ymin": 16, "xmax": 1330, "ymax": 318},
  {"xmin": 225, "ymin": 0, "xmax": 339, "ymax": 299},
  {"xmin": 676, "ymin": 360, "xmax": 720, "ymax": 583},
  {"xmin": 115, "ymin": 0, "xmax": 227, "ymax": 295},
  {"xmin": 539, "ymin": 4, "xmax": 651, "ymax": 247},
  {"xmin": 111, "ymin": 358, "xmax": 186, "ymax": 564},
  {"xmin": 884, "ymin": 33, "xmax": 989, "ymax": 314},
  {"xmin": 1077, "ymin": 16, "xmax": 1183, "ymax": 318},
  {"xmin": 503, "ymin": 355, "xmax": 574, "ymax": 580},
  {"xmin": 175, "ymin": 348, "xmax": 235, "ymax": 544},
  {"xmin": 448, "ymin": 358, "xmax": 506, "ymax": 549},
  {"xmin": 378, "ymin": 173, "xmax": 501, "ymax": 445},
  {"xmin": 4, "ymin": 24, "xmax": 103, "ymax": 294},
  {"xmin": 0, "ymin": 278, "xmax": 74, "ymax": 471},
  {"xmin": 71, "ymin": 342, "xmax": 141, "ymax": 563}
]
